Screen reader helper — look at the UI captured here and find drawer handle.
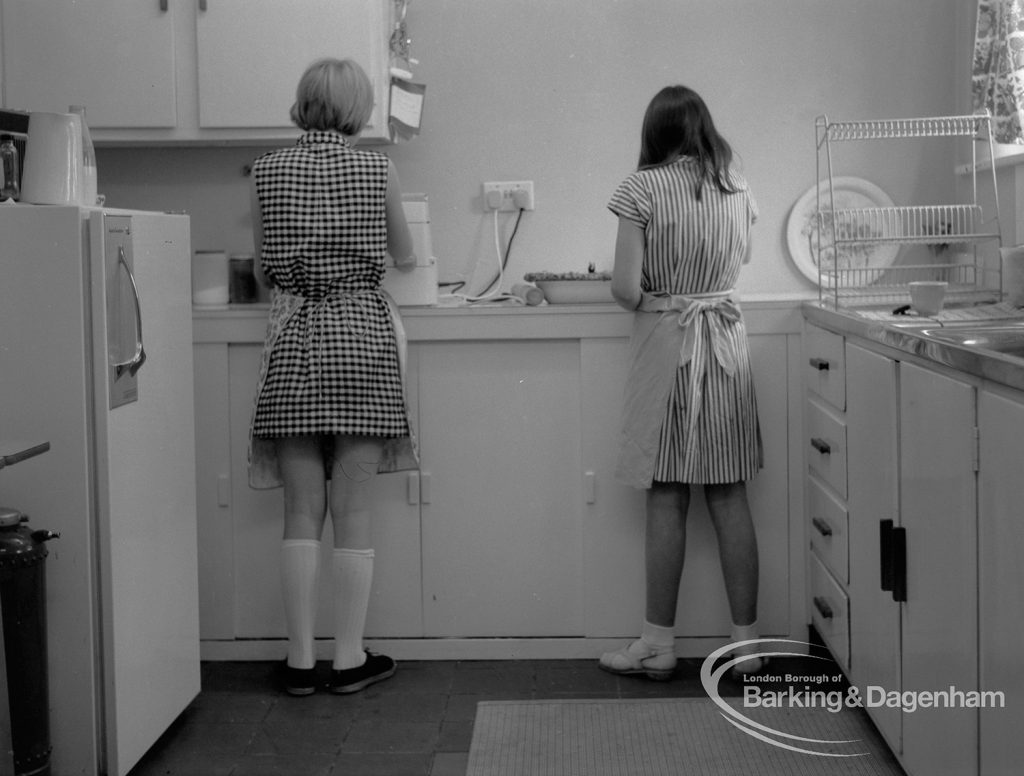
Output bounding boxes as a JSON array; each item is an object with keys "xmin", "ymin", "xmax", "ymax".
[
  {"xmin": 809, "ymin": 357, "xmax": 831, "ymax": 371},
  {"xmin": 813, "ymin": 596, "xmax": 834, "ymax": 620},
  {"xmin": 811, "ymin": 516, "xmax": 833, "ymax": 537},
  {"xmin": 810, "ymin": 437, "xmax": 831, "ymax": 455}
]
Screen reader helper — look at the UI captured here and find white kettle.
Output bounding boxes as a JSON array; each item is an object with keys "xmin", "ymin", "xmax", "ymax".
[{"xmin": 20, "ymin": 111, "xmax": 83, "ymax": 205}]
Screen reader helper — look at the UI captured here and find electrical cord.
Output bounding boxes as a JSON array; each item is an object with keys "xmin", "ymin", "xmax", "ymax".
[{"xmin": 445, "ymin": 207, "xmax": 526, "ymax": 305}]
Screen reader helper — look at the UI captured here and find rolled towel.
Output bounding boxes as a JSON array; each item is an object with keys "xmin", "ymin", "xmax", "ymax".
[{"xmin": 511, "ymin": 282, "xmax": 545, "ymax": 306}]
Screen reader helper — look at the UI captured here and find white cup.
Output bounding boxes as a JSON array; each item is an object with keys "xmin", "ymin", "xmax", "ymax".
[
  {"xmin": 909, "ymin": 281, "xmax": 947, "ymax": 317},
  {"xmin": 191, "ymin": 250, "xmax": 229, "ymax": 306},
  {"xmin": 1000, "ymin": 246, "xmax": 1024, "ymax": 307}
]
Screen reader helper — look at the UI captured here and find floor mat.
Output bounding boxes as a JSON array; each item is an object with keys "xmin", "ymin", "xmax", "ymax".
[{"xmin": 467, "ymin": 698, "xmax": 904, "ymax": 776}]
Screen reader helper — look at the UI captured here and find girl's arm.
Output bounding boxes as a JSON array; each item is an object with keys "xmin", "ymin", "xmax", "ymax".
[
  {"xmin": 611, "ymin": 217, "xmax": 644, "ymax": 310},
  {"xmin": 249, "ymin": 176, "xmax": 271, "ymax": 289},
  {"xmin": 385, "ymin": 160, "xmax": 416, "ymax": 271}
]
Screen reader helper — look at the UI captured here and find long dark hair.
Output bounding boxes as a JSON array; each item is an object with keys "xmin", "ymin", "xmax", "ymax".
[{"xmin": 637, "ymin": 85, "xmax": 738, "ymax": 199}]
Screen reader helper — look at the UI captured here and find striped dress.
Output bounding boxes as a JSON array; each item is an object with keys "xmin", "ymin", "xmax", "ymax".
[{"xmin": 608, "ymin": 157, "xmax": 762, "ymax": 486}]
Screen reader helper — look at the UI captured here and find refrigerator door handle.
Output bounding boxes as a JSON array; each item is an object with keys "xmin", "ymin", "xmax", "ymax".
[{"xmin": 114, "ymin": 246, "xmax": 147, "ymax": 379}]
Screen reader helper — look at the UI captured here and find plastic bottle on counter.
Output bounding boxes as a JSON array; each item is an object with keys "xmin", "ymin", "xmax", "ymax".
[
  {"xmin": 0, "ymin": 134, "xmax": 20, "ymax": 201},
  {"xmin": 69, "ymin": 105, "xmax": 98, "ymax": 206}
]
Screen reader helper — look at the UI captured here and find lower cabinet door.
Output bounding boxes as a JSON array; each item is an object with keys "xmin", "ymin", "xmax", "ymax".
[
  {"xmin": 899, "ymin": 362, "xmax": 978, "ymax": 776},
  {"xmin": 845, "ymin": 343, "xmax": 901, "ymax": 750}
]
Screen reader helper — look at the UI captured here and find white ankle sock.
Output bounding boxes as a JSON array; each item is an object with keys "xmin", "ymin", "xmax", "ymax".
[
  {"xmin": 280, "ymin": 539, "xmax": 321, "ymax": 670},
  {"xmin": 731, "ymin": 620, "xmax": 760, "ymax": 653},
  {"xmin": 332, "ymin": 547, "xmax": 374, "ymax": 671},
  {"xmin": 641, "ymin": 620, "xmax": 676, "ymax": 652}
]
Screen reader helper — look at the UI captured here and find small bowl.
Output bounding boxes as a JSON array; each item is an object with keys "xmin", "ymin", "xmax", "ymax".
[{"xmin": 909, "ymin": 281, "xmax": 948, "ymax": 316}]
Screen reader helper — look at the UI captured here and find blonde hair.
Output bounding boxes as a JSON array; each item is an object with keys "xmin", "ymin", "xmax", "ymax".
[{"xmin": 290, "ymin": 58, "xmax": 374, "ymax": 136}]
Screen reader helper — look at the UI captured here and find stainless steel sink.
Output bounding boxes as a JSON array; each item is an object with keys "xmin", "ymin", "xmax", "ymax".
[{"xmin": 919, "ymin": 323, "xmax": 1024, "ymax": 359}]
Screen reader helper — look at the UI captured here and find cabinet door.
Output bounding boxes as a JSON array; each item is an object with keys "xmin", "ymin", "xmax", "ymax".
[
  {"xmin": 1, "ymin": 0, "xmax": 177, "ymax": 127},
  {"xmin": 978, "ymin": 388, "xmax": 1024, "ymax": 776},
  {"xmin": 899, "ymin": 362, "xmax": 977, "ymax": 776},
  {"xmin": 581, "ymin": 334, "xmax": 793, "ymax": 639},
  {"xmin": 845, "ymin": 343, "xmax": 900, "ymax": 749},
  {"xmin": 195, "ymin": 0, "xmax": 387, "ymax": 134},
  {"xmin": 227, "ymin": 344, "xmax": 423, "ymax": 639},
  {"xmin": 417, "ymin": 341, "xmax": 585, "ymax": 637}
]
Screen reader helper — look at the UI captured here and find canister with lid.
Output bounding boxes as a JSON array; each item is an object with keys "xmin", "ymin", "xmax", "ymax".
[{"xmin": 229, "ymin": 254, "xmax": 258, "ymax": 303}]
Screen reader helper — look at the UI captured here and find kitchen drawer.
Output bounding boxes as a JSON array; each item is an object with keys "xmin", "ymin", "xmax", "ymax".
[
  {"xmin": 806, "ymin": 398, "xmax": 847, "ymax": 499},
  {"xmin": 808, "ymin": 475, "xmax": 848, "ymax": 584},
  {"xmin": 810, "ymin": 553, "xmax": 849, "ymax": 670},
  {"xmin": 805, "ymin": 324, "xmax": 846, "ymax": 410}
]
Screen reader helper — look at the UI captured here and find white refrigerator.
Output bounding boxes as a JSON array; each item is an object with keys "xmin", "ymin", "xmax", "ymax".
[{"xmin": 0, "ymin": 204, "xmax": 200, "ymax": 775}]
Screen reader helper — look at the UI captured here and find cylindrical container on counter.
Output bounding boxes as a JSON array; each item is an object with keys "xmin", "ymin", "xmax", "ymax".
[
  {"xmin": 510, "ymin": 282, "xmax": 544, "ymax": 306},
  {"xmin": 191, "ymin": 250, "xmax": 229, "ymax": 307},
  {"xmin": 229, "ymin": 254, "xmax": 258, "ymax": 303},
  {"xmin": 1000, "ymin": 245, "xmax": 1024, "ymax": 307}
]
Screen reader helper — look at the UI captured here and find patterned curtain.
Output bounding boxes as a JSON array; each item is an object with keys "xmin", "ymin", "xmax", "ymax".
[{"xmin": 973, "ymin": 0, "xmax": 1024, "ymax": 144}]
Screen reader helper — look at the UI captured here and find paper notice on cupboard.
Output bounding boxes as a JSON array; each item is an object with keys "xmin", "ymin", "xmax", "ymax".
[{"xmin": 389, "ymin": 78, "xmax": 426, "ymax": 141}]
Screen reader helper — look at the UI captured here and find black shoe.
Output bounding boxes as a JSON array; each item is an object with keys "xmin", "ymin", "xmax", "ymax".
[
  {"xmin": 281, "ymin": 660, "xmax": 318, "ymax": 696},
  {"xmin": 329, "ymin": 652, "xmax": 396, "ymax": 694}
]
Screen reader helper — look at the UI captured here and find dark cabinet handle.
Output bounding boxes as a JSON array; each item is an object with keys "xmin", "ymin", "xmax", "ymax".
[
  {"xmin": 813, "ymin": 596, "xmax": 834, "ymax": 619},
  {"xmin": 811, "ymin": 516, "xmax": 833, "ymax": 537},
  {"xmin": 809, "ymin": 357, "xmax": 831, "ymax": 371},
  {"xmin": 810, "ymin": 437, "xmax": 831, "ymax": 455},
  {"xmin": 891, "ymin": 526, "xmax": 907, "ymax": 603},
  {"xmin": 880, "ymin": 519, "xmax": 894, "ymax": 592}
]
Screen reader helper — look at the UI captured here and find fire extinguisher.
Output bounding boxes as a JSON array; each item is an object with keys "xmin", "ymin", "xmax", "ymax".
[{"xmin": 0, "ymin": 443, "xmax": 58, "ymax": 776}]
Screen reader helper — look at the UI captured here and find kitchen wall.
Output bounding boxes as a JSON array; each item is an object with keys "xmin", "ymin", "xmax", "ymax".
[{"xmin": 96, "ymin": 0, "xmax": 972, "ymax": 298}]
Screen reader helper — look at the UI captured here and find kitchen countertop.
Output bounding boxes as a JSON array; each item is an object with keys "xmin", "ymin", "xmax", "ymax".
[
  {"xmin": 192, "ymin": 295, "xmax": 809, "ymax": 344},
  {"xmin": 803, "ymin": 300, "xmax": 1024, "ymax": 393}
]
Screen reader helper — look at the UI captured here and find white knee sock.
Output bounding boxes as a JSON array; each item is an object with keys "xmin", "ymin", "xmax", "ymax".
[
  {"xmin": 332, "ymin": 547, "xmax": 374, "ymax": 671},
  {"xmin": 280, "ymin": 539, "xmax": 321, "ymax": 670}
]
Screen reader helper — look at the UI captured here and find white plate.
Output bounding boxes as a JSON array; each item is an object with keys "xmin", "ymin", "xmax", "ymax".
[
  {"xmin": 534, "ymin": 279, "xmax": 614, "ymax": 304},
  {"xmin": 786, "ymin": 177, "xmax": 900, "ymax": 285}
]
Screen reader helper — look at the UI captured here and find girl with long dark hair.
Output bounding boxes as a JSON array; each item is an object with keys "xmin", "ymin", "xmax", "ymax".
[{"xmin": 600, "ymin": 85, "xmax": 766, "ymax": 681}]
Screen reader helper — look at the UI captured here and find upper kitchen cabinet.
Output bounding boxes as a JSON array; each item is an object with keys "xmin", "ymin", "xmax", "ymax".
[
  {"xmin": 194, "ymin": 0, "xmax": 387, "ymax": 135},
  {"xmin": 0, "ymin": 0, "xmax": 178, "ymax": 128},
  {"xmin": 0, "ymin": 0, "xmax": 393, "ymax": 145}
]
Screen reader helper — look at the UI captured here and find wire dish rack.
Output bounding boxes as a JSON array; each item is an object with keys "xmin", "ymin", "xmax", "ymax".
[{"xmin": 815, "ymin": 113, "xmax": 1003, "ymax": 309}]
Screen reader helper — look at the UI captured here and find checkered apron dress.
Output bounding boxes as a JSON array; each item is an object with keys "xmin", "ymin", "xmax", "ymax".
[{"xmin": 247, "ymin": 132, "xmax": 417, "ymax": 488}]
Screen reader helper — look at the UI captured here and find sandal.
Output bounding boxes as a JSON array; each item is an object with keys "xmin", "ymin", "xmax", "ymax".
[
  {"xmin": 599, "ymin": 639, "xmax": 676, "ymax": 681},
  {"xmin": 728, "ymin": 650, "xmax": 770, "ymax": 681}
]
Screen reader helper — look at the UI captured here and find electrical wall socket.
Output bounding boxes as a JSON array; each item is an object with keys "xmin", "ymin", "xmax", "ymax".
[{"xmin": 483, "ymin": 180, "xmax": 535, "ymax": 211}]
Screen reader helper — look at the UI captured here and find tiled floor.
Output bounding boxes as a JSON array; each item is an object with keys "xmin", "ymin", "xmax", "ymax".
[{"xmin": 127, "ymin": 653, "xmax": 847, "ymax": 776}]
